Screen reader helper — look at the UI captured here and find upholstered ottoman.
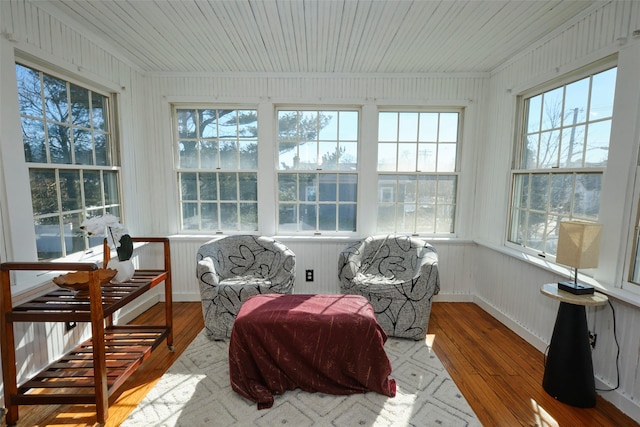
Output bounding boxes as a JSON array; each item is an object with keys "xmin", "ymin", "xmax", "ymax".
[{"xmin": 229, "ymin": 293, "xmax": 396, "ymax": 409}]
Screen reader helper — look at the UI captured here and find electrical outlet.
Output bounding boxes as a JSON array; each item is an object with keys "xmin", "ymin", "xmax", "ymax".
[
  {"xmin": 589, "ymin": 332, "xmax": 597, "ymax": 349},
  {"xmin": 65, "ymin": 321, "xmax": 77, "ymax": 332},
  {"xmin": 305, "ymin": 269, "xmax": 314, "ymax": 282}
]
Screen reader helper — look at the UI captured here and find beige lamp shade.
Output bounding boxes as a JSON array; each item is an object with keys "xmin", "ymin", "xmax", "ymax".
[{"xmin": 556, "ymin": 221, "xmax": 602, "ymax": 269}]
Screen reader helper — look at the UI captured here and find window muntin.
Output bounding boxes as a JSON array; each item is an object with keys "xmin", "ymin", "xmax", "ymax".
[
  {"xmin": 16, "ymin": 63, "xmax": 119, "ymax": 260},
  {"xmin": 376, "ymin": 111, "xmax": 460, "ymax": 234},
  {"xmin": 175, "ymin": 108, "xmax": 258, "ymax": 231},
  {"xmin": 509, "ymin": 66, "xmax": 616, "ymax": 256},
  {"xmin": 277, "ymin": 109, "xmax": 359, "ymax": 233}
]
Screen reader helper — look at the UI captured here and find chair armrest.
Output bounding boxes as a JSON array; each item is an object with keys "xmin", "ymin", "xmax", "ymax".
[{"xmin": 197, "ymin": 257, "xmax": 220, "ymax": 287}]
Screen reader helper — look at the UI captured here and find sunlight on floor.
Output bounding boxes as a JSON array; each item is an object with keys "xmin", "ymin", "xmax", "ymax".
[
  {"xmin": 531, "ymin": 398, "xmax": 560, "ymax": 427},
  {"xmin": 426, "ymin": 333, "xmax": 436, "ymax": 348}
]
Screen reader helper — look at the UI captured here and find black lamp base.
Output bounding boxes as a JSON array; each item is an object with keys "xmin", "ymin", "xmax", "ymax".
[{"xmin": 558, "ymin": 281, "xmax": 594, "ymax": 295}]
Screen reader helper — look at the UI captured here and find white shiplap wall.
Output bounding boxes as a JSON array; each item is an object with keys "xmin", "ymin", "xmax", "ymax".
[{"xmin": 169, "ymin": 238, "xmax": 476, "ymax": 300}]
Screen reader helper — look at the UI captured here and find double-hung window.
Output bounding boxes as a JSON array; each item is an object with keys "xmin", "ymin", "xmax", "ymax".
[
  {"xmin": 277, "ymin": 108, "xmax": 359, "ymax": 233},
  {"xmin": 509, "ymin": 64, "xmax": 617, "ymax": 256},
  {"xmin": 174, "ymin": 107, "xmax": 258, "ymax": 231},
  {"xmin": 16, "ymin": 62, "xmax": 120, "ymax": 261},
  {"xmin": 376, "ymin": 110, "xmax": 461, "ymax": 234}
]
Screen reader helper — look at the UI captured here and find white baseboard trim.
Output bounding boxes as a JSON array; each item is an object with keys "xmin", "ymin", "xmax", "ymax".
[{"xmin": 473, "ymin": 295, "xmax": 548, "ymax": 353}]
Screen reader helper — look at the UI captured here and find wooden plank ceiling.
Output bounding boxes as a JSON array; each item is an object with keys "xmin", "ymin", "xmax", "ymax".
[{"xmin": 40, "ymin": 0, "xmax": 601, "ymax": 74}]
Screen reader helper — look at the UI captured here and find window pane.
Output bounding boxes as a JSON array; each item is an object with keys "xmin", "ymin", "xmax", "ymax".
[
  {"xmin": 239, "ymin": 140, "xmax": 258, "ymax": 169},
  {"xmin": 30, "ymin": 169, "xmax": 57, "ymax": 215},
  {"xmin": 574, "ymin": 173, "xmax": 601, "ymax": 219},
  {"xmin": 560, "ymin": 124, "xmax": 585, "ymax": 167},
  {"xmin": 92, "ymin": 93, "xmax": 109, "ymax": 131},
  {"xmin": 563, "ymin": 77, "xmax": 589, "ymax": 125},
  {"xmin": 526, "ymin": 95, "xmax": 542, "ymax": 133},
  {"xmin": 182, "ymin": 202, "xmax": 200, "ymax": 230},
  {"xmin": 201, "ymin": 203, "xmax": 218, "ymax": 230},
  {"xmin": 530, "ymin": 174, "xmax": 549, "ymax": 211},
  {"xmin": 177, "ymin": 109, "xmax": 197, "ymax": 138},
  {"xmin": 59, "ymin": 170, "xmax": 81, "ymax": 211},
  {"xmin": 378, "ymin": 143, "xmax": 397, "ymax": 171},
  {"xmin": 220, "ymin": 203, "xmax": 238, "ymax": 229},
  {"xmin": 35, "ymin": 216, "xmax": 63, "ymax": 260},
  {"xmin": 419, "ymin": 113, "xmax": 438, "ymax": 142},
  {"xmin": 199, "ymin": 173, "xmax": 217, "ymax": 200},
  {"xmin": 84, "ymin": 171, "xmax": 101, "ymax": 208},
  {"xmin": 279, "ymin": 174, "xmax": 297, "ymax": 202},
  {"xmin": 319, "ymin": 204, "xmax": 337, "ymax": 231},
  {"xmin": 437, "ymin": 143, "xmax": 457, "ymax": 172},
  {"xmin": 104, "ymin": 171, "xmax": 119, "ymax": 205},
  {"xmin": 43, "ymin": 74, "xmax": 68, "ymax": 123},
  {"xmin": 200, "ymin": 140, "xmax": 218, "ymax": 169},
  {"xmin": 219, "ymin": 173, "xmax": 237, "ymax": 200},
  {"xmin": 585, "ymin": 120, "xmax": 610, "ymax": 166},
  {"xmin": 591, "ymin": 68, "xmax": 616, "ymax": 119},
  {"xmin": 439, "ymin": 113, "xmax": 459, "ymax": 142},
  {"xmin": 95, "ymin": 133, "xmax": 110, "ymax": 166},
  {"xmin": 180, "ymin": 173, "xmax": 198, "ymax": 200},
  {"xmin": 300, "ymin": 204, "xmax": 317, "ymax": 230},
  {"xmin": 541, "ymin": 87, "xmax": 563, "ymax": 131},
  {"xmin": 378, "ymin": 112, "xmax": 398, "ymax": 142},
  {"xmin": 239, "ymin": 203, "xmax": 258, "ymax": 231},
  {"xmin": 338, "ymin": 204, "xmax": 356, "ymax": 231},
  {"xmin": 279, "ymin": 204, "xmax": 297, "ymax": 231},
  {"xmin": 538, "ymin": 130, "xmax": 560, "ymax": 168},
  {"xmin": 48, "ymin": 123, "xmax": 71, "ymax": 164},
  {"xmin": 319, "ymin": 174, "xmax": 336, "ymax": 202},
  {"xmin": 339, "ymin": 111, "xmax": 358, "ymax": 140},
  {"xmin": 239, "ymin": 173, "xmax": 257, "ymax": 200},
  {"xmin": 70, "ymin": 84, "xmax": 90, "ymax": 128},
  {"xmin": 73, "ymin": 128, "xmax": 92, "ymax": 165},
  {"xmin": 16, "ymin": 64, "xmax": 43, "ymax": 117},
  {"xmin": 398, "ymin": 113, "xmax": 419, "ymax": 141},
  {"xmin": 339, "ymin": 174, "xmax": 357, "ymax": 202},
  {"xmin": 22, "ymin": 118, "xmax": 46, "ymax": 163}
]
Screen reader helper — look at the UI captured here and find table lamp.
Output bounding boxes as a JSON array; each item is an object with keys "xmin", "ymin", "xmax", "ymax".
[{"xmin": 555, "ymin": 220, "xmax": 601, "ymax": 295}]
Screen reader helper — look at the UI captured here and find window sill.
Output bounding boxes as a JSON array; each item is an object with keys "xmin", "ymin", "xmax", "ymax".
[{"xmin": 475, "ymin": 239, "xmax": 640, "ymax": 308}]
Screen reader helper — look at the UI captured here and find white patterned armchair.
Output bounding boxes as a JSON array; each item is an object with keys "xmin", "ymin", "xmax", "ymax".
[
  {"xmin": 197, "ymin": 235, "xmax": 296, "ymax": 340},
  {"xmin": 338, "ymin": 235, "xmax": 440, "ymax": 340}
]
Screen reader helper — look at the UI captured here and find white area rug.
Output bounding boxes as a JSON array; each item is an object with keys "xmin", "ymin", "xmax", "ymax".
[{"xmin": 123, "ymin": 330, "xmax": 481, "ymax": 427}]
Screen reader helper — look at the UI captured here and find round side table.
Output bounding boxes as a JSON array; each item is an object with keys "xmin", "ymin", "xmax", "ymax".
[{"xmin": 540, "ymin": 283, "xmax": 608, "ymax": 407}]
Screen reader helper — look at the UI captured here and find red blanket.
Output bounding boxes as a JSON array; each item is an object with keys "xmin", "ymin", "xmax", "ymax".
[{"xmin": 229, "ymin": 294, "xmax": 396, "ymax": 409}]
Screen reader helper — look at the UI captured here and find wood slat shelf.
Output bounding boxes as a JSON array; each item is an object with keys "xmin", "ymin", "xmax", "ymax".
[{"xmin": 0, "ymin": 237, "xmax": 173, "ymax": 425}]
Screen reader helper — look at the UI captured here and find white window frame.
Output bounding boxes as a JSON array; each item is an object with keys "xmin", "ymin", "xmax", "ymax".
[
  {"xmin": 275, "ymin": 106, "xmax": 360, "ymax": 235},
  {"xmin": 172, "ymin": 105, "xmax": 259, "ymax": 233},
  {"xmin": 508, "ymin": 59, "xmax": 617, "ymax": 260},
  {"xmin": 4, "ymin": 56, "xmax": 122, "ymax": 294},
  {"xmin": 376, "ymin": 108, "xmax": 462, "ymax": 235}
]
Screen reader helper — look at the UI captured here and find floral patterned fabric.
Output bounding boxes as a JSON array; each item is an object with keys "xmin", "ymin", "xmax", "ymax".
[
  {"xmin": 338, "ymin": 235, "xmax": 440, "ymax": 340},
  {"xmin": 197, "ymin": 235, "xmax": 296, "ymax": 340}
]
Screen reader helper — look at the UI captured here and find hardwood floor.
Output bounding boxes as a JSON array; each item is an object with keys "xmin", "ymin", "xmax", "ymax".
[{"xmin": 5, "ymin": 302, "xmax": 638, "ymax": 426}]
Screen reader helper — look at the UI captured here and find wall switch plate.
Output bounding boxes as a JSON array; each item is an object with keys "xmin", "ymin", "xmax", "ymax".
[{"xmin": 305, "ymin": 269, "xmax": 314, "ymax": 282}]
